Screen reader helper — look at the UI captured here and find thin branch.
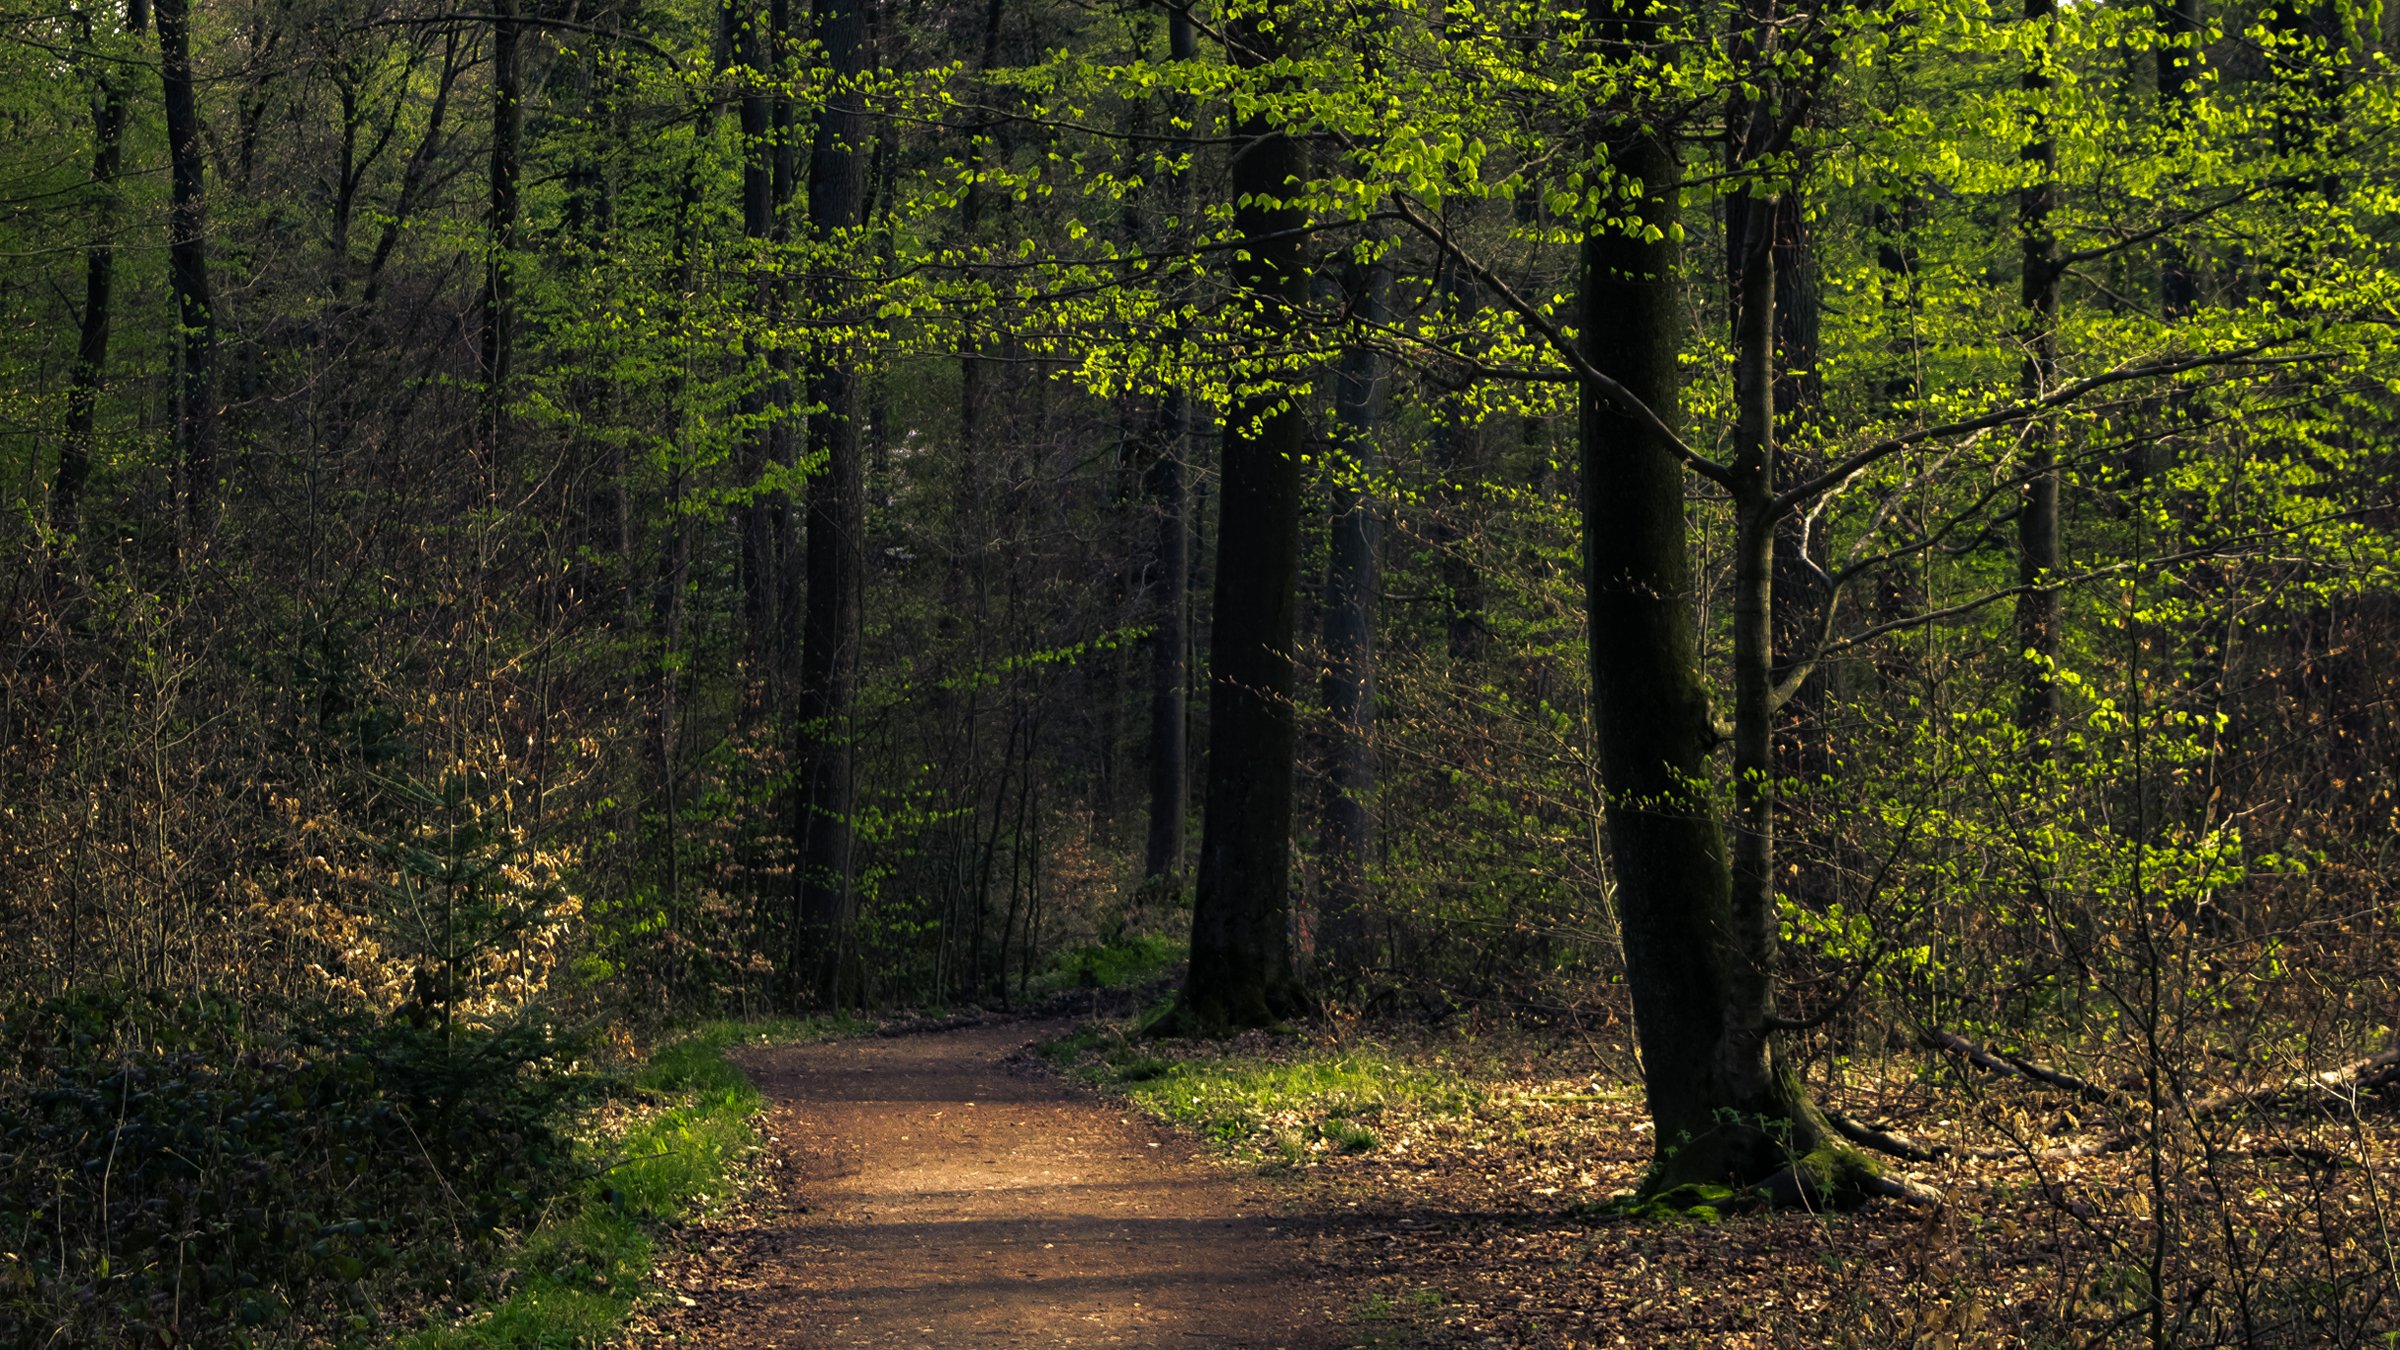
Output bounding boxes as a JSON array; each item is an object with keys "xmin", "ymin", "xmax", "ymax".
[
  {"xmin": 361, "ymin": 12, "xmax": 684, "ymax": 68},
  {"xmin": 1773, "ymin": 347, "xmax": 2316, "ymax": 516},
  {"xmin": 2053, "ymin": 177, "xmax": 2300, "ymax": 269},
  {"xmin": 1384, "ymin": 191, "xmax": 1736, "ymax": 487}
]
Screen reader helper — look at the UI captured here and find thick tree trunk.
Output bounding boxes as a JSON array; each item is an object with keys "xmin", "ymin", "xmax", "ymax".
[
  {"xmin": 50, "ymin": 2, "xmax": 143, "ymax": 564},
  {"xmin": 1167, "ymin": 6, "xmax": 1309, "ymax": 1032},
  {"xmin": 793, "ymin": 0, "xmax": 869, "ymax": 1008},
  {"xmin": 156, "ymin": 0, "xmax": 217, "ymax": 534},
  {"xmin": 1581, "ymin": 119, "xmax": 1838, "ymax": 1193},
  {"xmin": 1316, "ymin": 256, "xmax": 1386, "ymax": 985},
  {"xmin": 2014, "ymin": 0, "xmax": 2062, "ymax": 737}
]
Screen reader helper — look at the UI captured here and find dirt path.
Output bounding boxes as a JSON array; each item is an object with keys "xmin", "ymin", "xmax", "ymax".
[{"xmin": 649, "ymin": 1021, "xmax": 1345, "ymax": 1347}]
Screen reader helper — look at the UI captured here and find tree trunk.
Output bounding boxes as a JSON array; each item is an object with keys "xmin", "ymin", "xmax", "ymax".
[
  {"xmin": 1166, "ymin": 5, "xmax": 1309, "ymax": 1032},
  {"xmin": 1141, "ymin": 3, "xmax": 1195, "ymax": 891},
  {"xmin": 2156, "ymin": 0, "xmax": 2201, "ymax": 317},
  {"xmin": 1581, "ymin": 114, "xmax": 1838, "ymax": 1193},
  {"xmin": 50, "ymin": 1, "xmax": 143, "ymax": 565},
  {"xmin": 2014, "ymin": 0, "xmax": 2062, "ymax": 737},
  {"xmin": 736, "ymin": 0, "xmax": 782, "ymax": 682},
  {"xmin": 1432, "ymin": 260, "xmax": 1488, "ymax": 663},
  {"xmin": 792, "ymin": 0, "xmax": 869, "ymax": 1008},
  {"xmin": 479, "ymin": 0, "xmax": 520, "ymax": 466},
  {"xmin": 156, "ymin": 0, "xmax": 217, "ymax": 535},
  {"xmin": 1315, "ymin": 255, "xmax": 1386, "ymax": 985},
  {"xmin": 1727, "ymin": 72, "xmax": 1832, "ymax": 903}
]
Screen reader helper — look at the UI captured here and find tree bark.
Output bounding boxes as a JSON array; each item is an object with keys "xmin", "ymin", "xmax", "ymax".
[
  {"xmin": 1167, "ymin": 3, "xmax": 1309, "ymax": 1032},
  {"xmin": 479, "ymin": 0, "xmax": 521, "ymax": 465},
  {"xmin": 792, "ymin": 0, "xmax": 869, "ymax": 1008},
  {"xmin": 1315, "ymin": 255, "xmax": 1386, "ymax": 985},
  {"xmin": 50, "ymin": 0, "xmax": 144, "ymax": 565},
  {"xmin": 2014, "ymin": 0, "xmax": 2063, "ymax": 737},
  {"xmin": 1727, "ymin": 50, "xmax": 1832, "ymax": 902},
  {"xmin": 1141, "ymin": 2, "xmax": 1196, "ymax": 891},
  {"xmin": 1581, "ymin": 108, "xmax": 1839, "ymax": 1191},
  {"xmin": 1432, "ymin": 259, "xmax": 1488, "ymax": 662},
  {"xmin": 156, "ymin": 0, "xmax": 217, "ymax": 534},
  {"xmin": 735, "ymin": 0, "xmax": 782, "ymax": 680}
]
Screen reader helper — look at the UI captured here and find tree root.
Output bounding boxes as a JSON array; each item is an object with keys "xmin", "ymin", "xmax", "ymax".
[{"xmin": 1755, "ymin": 1143, "xmax": 1945, "ymax": 1210}]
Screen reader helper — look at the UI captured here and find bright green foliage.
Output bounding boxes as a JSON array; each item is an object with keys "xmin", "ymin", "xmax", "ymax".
[
  {"xmin": 1044, "ymin": 1022, "xmax": 1477, "ymax": 1167},
  {"xmin": 399, "ymin": 1016, "xmax": 852, "ymax": 1348}
]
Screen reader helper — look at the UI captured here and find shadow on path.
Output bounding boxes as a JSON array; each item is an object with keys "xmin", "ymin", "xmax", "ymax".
[{"xmin": 656, "ymin": 1020, "xmax": 1352, "ymax": 1347}]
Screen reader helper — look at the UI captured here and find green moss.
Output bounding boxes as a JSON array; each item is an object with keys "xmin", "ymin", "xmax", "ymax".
[{"xmin": 1788, "ymin": 1142, "xmax": 1881, "ymax": 1206}]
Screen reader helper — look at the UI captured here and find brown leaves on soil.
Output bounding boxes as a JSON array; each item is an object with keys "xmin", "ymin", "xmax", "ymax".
[{"xmin": 1051, "ymin": 1020, "xmax": 2400, "ymax": 1348}]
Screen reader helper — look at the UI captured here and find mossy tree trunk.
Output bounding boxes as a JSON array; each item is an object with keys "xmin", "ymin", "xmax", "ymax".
[{"xmin": 1579, "ymin": 106, "xmax": 1843, "ymax": 1195}]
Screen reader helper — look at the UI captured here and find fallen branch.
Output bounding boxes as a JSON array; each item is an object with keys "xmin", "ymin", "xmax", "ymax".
[
  {"xmin": 1921, "ymin": 1029, "xmax": 2126, "ymax": 1109},
  {"xmin": 1825, "ymin": 1108, "xmax": 1945, "ymax": 1164},
  {"xmin": 2183, "ymin": 1046, "xmax": 2400, "ymax": 1120},
  {"xmin": 1964, "ymin": 1045, "xmax": 2400, "ymax": 1166}
]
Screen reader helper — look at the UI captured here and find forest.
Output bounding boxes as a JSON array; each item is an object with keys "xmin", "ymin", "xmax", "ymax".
[{"xmin": 4, "ymin": 0, "xmax": 2400, "ymax": 1341}]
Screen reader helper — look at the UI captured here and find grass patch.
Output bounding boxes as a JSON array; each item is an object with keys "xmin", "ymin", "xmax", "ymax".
[
  {"xmin": 398, "ymin": 1015, "xmax": 858, "ymax": 1348},
  {"xmin": 1350, "ymin": 1285, "xmax": 1450, "ymax": 1346},
  {"xmin": 1041, "ymin": 1022, "xmax": 1476, "ymax": 1168}
]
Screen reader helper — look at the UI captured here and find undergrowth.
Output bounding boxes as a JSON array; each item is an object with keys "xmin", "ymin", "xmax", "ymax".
[
  {"xmin": 0, "ymin": 992, "xmax": 850, "ymax": 1348},
  {"xmin": 1027, "ymin": 933, "xmax": 1185, "ymax": 998},
  {"xmin": 401, "ymin": 1015, "xmax": 856, "ymax": 1348}
]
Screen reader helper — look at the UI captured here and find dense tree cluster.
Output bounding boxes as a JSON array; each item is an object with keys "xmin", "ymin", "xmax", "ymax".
[{"xmin": 7, "ymin": 0, "xmax": 2400, "ymax": 1324}]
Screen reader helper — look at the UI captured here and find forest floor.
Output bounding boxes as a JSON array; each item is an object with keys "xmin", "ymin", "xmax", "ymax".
[
  {"xmin": 633, "ymin": 1019, "xmax": 1348, "ymax": 1346},
  {"xmin": 626, "ymin": 1010, "xmax": 2400, "ymax": 1348}
]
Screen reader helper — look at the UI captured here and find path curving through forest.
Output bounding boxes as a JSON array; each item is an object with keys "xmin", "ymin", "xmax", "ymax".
[{"xmin": 652, "ymin": 1020, "xmax": 1343, "ymax": 1347}]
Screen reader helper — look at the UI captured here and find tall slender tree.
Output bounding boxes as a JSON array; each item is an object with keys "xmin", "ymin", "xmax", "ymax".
[
  {"xmin": 1315, "ymin": 251, "xmax": 1386, "ymax": 984},
  {"xmin": 2156, "ymin": 0, "xmax": 2201, "ymax": 317},
  {"xmin": 2014, "ymin": 0, "xmax": 2064, "ymax": 736},
  {"xmin": 479, "ymin": 0, "xmax": 522, "ymax": 468},
  {"xmin": 49, "ymin": 0, "xmax": 145, "ymax": 566},
  {"xmin": 736, "ymin": 0, "xmax": 783, "ymax": 677},
  {"xmin": 1141, "ymin": 1, "xmax": 1198, "ymax": 893},
  {"xmin": 156, "ymin": 0, "xmax": 217, "ymax": 533},
  {"xmin": 1166, "ymin": 0, "xmax": 1310, "ymax": 1031},
  {"xmin": 793, "ymin": 0, "xmax": 870, "ymax": 1007}
]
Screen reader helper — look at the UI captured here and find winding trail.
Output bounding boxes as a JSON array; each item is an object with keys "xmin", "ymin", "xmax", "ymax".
[{"xmin": 655, "ymin": 1020, "xmax": 1343, "ymax": 1347}]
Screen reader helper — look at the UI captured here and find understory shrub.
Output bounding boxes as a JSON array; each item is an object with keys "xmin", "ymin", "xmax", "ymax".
[{"xmin": 0, "ymin": 990, "xmax": 583, "ymax": 1345}]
